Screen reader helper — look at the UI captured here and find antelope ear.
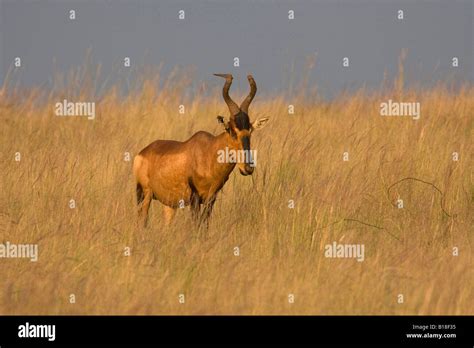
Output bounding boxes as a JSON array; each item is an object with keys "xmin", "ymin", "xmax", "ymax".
[
  {"xmin": 251, "ymin": 117, "xmax": 269, "ymax": 131},
  {"xmin": 217, "ymin": 115, "xmax": 231, "ymax": 133}
]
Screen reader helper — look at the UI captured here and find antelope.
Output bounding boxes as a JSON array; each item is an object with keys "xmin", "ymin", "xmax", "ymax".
[{"xmin": 133, "ymin": 74, "xmax": 269, "ymax": 227}]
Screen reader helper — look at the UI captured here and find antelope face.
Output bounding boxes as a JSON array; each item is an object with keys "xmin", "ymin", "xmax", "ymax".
[
  {"xmin": 236, "ymin": 128, "xmax": 253, "ymax": 176},
  {"xmin": 227, "ymin": 111, "xmax": 269, "ymax": 176},
  {"xmin": 215, "ymin": 73, "xmax": 270, "ymax": 176}
]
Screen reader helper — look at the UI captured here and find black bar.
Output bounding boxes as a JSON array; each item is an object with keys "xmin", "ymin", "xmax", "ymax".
[{"xmin": 0, "ymin": 316, "xmax": 473, "ymax": 346}]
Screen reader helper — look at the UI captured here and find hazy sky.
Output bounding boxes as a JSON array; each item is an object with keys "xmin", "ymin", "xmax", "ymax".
[{"xmin": 0, "ymin": 0, "xmax": 472, "ymax": 98}]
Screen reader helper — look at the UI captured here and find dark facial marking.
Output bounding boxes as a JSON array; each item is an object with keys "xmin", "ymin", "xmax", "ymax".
[
  {"xmin": 234, "ymin": 111, "xmax": 251, "ymax": 130},
  {"xmin": 241, "ymin": 135, "xmax": 251, "ymax": 163}
]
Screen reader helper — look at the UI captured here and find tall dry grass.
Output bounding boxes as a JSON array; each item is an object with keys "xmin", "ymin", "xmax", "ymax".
[{"xmin": 0, "ymin": 62, "xmax": 472, "ymax": 315}]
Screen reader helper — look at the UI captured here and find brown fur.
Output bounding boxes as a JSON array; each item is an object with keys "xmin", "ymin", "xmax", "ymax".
[{"xmin": 133, "ymin": 131, "xmax": 240, "ymax": 227}]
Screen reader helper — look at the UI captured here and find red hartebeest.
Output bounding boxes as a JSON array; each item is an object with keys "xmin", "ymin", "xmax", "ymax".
[{"xmin": 133, "ymin": 74, "xmax": 269, "ymax": 227}]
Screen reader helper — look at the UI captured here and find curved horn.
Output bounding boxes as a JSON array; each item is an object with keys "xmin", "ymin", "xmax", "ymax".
[
  {"xmin": 214, "ymin": 73, "xmax": 240, "ymax": 117},
  {"xmin": 240, "ymin": 74, "xmax": 257, "ymax": 113}
]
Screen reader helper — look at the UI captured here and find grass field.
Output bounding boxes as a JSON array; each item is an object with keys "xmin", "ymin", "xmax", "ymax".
[{"xmin": 0, "ymin": 65, "xmax": 472, "ymax": 315}]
